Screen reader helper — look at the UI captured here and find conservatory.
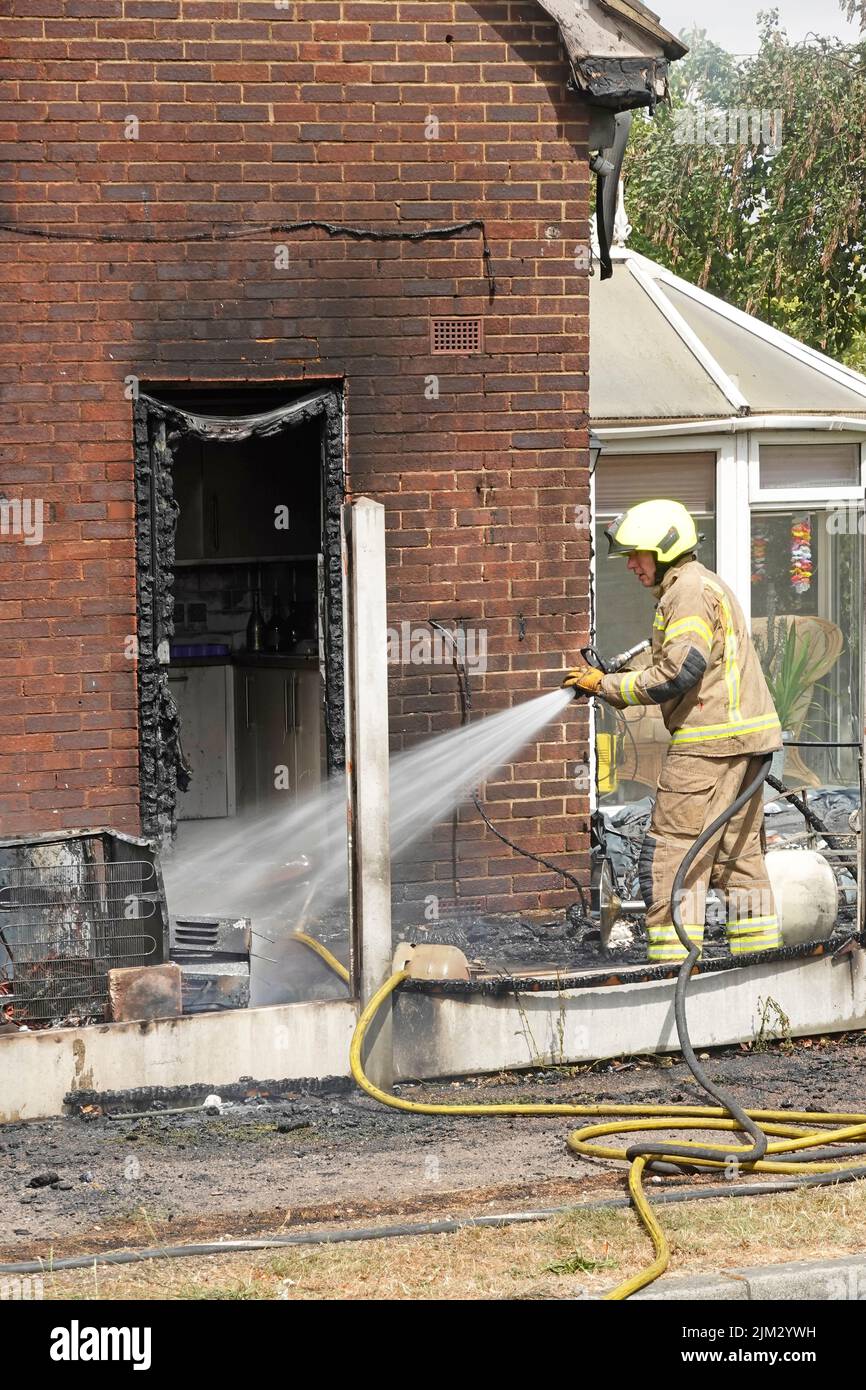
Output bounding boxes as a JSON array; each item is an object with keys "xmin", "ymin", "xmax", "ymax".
[{"xmin": 590, "ymin": 202, "xmax": 866, "ymax": 802}]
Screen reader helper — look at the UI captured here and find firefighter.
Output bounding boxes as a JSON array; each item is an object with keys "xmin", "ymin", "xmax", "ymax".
[{"xmin": 564, "ymin": 499, "xmax": 782, "ymax": 964}]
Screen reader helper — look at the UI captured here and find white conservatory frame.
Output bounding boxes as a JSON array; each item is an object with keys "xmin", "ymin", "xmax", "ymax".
[{"xmin": 593, "ymin": 422, "xmax": 866, "ymax": 628}]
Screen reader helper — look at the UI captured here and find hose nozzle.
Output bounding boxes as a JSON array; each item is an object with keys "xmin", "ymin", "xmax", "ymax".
[{"xmin": 606, "ymin": 638, "xmax": 651, "ymax": 673}]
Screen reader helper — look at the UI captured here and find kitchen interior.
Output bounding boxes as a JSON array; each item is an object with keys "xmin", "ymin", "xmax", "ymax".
[{"xmin": 168, "ymin": 412, "xmax": 326, "ymax": 844}]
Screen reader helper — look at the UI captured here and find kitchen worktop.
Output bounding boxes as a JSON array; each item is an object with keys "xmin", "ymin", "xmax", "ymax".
[{"xmin": 169, "ymin": 652, "xmax": 319, "ymax": 668}]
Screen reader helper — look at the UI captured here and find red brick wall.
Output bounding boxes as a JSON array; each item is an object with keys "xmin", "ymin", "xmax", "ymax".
[{"xmin": 1, "ymin": 0, "xmax": 591, "ymax": 915}]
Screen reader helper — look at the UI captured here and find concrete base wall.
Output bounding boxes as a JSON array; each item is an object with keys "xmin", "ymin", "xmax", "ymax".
[
  {"xmin": 393, "ymin": 951, "xmax": 866, "ymax": 1079},
  {"xmin": 2, "ymin": 951, "xmax": 864, "ymax": 1122},
  {"xmin": 0, "ymin": 999, "xmax": 358, "ymax": 1123}
]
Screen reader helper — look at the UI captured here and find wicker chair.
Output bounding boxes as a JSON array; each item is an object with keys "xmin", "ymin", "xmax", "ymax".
[
  {"xmin": 751, "ymin": 616, "xmax": 845, "ymax": 788},
  {"xmin": 608, "ymin": 616, "xmax": 844, "ymax": 794}
]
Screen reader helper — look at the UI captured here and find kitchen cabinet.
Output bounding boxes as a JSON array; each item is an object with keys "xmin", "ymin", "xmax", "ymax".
[
  {"xmin": 233, "ymin": 666, "xmax": 258, "ymax": 813},
  {"xmin": 168, "ymin": 657, "xmax": 322, "ymax": 821},
  {"xmin": 173, "ymin": 441, "xmax": 204, "ymax": 561},
  {"xmin": 233, "ymin": 663, "xmax": 323, "ymax": 813},
  {"xmin": 169, "ymin": 664, "xmax": 236, "ymax": 820},
  {"xmin": 173, "ymin": 437, "xmax": 320, "ymax": 564}
]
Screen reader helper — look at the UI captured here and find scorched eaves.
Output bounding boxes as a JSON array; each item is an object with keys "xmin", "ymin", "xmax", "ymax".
[{"xmin": 535, "ymin": 0, "xmax": 687, "ymax": 111}]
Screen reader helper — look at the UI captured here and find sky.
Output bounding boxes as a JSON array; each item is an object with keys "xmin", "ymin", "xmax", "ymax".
[{"xmin": 654, "ymin": 0, "xmax": 862, "ymax": 52}]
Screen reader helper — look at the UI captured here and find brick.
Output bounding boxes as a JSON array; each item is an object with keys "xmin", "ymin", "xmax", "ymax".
[{"xmin": 2, "ymin": 1, "xmax": 591, "ymax": 912}]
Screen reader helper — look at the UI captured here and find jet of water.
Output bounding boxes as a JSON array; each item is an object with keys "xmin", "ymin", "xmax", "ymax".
[{"xmin": 161, "ymin": 687, "xmax": 574, "ymax": 1001}]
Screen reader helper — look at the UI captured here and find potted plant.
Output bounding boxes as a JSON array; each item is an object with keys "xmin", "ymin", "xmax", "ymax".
[{"xmin": 754, "ymin": 617, "xmax": 834, "ymax": 784}]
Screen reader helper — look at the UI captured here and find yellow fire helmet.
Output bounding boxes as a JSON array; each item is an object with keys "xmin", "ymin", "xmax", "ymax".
[{"xmin": 604, "ymin": 499, "xmax": 698, "ymax": 563}]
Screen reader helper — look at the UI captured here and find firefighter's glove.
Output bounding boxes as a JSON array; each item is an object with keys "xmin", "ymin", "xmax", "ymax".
[{"xmin": 562, "ymin": 665, "xmax": 604, "ymax": 696}]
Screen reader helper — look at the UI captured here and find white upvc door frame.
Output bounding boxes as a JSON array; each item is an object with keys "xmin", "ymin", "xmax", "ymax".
[
  {"xmin": 590, "ymin": 425, "xmax": 866, "ymax": 820},
  {"xmin": 591, "ymin": 427, "xmax": 746, "ymax": 602},
  {"xmin": 593, "ymin": 426, "xmax": 866, "ymax": 626},
  {"xmin": 591, "ymin": 431, "xmax": 731, "ymax": 455},
  {"xmin": 746, "ymin": 435, "xmax": 866, "ymax": 772},
  {"xmin": 716, "ymin": 429, "xmax": 753, "ymax": 624},
  {"xmin": 589, "ymin": 431, "xmax": 727, "ymax": 813},
  {"xmin": 588, "ymin": 456, "xmax": 599, "ymax": 811},
  {"xmin": 746, "ymin": 432, "xmax": 866, "ymax": 655}
]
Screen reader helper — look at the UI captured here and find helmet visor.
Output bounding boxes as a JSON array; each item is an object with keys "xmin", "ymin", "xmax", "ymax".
[{"xmin": 603, "ymin": 515, "xmax": 635, "ymax": 558}]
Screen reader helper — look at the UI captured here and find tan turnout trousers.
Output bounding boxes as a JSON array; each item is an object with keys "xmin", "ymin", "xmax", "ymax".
[{"xmin": 639, "ymin": 751, "xmax": 781, "ymax": 962}]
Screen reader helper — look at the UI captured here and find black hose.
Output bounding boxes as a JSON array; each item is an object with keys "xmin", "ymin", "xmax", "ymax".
[
  {"xmin": 6, "ymin": 1168, "xmax": 866, "ymax": 1277},
  {"xmin": 626, "ymin": 755, "xmax": 774, "ymax": 1170},
  {"xmin": 472, "ymin": 792, "xmax": 591, "ymax": 917},
  {"xmin": 628, "ymin": 754, "xmax": 866, "ymax": 1193},
  {"xmin": 765, "ymin": 773, "xmax": 859, "ymax": 879},
  {"xmin": 428, "ymin": 615, "xmax": 592, "ymax": 919}
]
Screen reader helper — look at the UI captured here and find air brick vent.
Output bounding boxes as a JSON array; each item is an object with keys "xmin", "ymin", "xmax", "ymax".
[{"xmin": 430, "ymin": 317, "xmax": 483, "ymax": 355}]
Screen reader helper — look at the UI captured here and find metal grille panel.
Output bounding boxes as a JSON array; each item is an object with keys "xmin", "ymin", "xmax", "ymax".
[{"xmin": 0, "ymin": 859, "xmax": 162, "ymax": 1025}]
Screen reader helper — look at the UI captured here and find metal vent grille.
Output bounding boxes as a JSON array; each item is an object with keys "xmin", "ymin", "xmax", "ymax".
[
  {"xmin": 169, "ymin": 915, "xmax": 251, "ymax": 960},
  {"xmin": 430, "ymin": 317, "xmax": 483, "ymax": 355},
  {"xmin": 172, "ymin": 920, "xmax": 220, "ymax": 953},
  {"xmin": 0, "ymin": 860, "xmax": 161, "ymax": 1026}
]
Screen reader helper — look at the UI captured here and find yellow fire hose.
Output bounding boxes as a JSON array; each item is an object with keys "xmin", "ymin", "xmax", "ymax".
[
  {"xmin": 294, "ymin": 929, "xmax": 866, "ymax": 1298},
  {"xmin": 350, "ymin": 969, "xmax": 866, "ymax": 1300},
  {"xmin": 292, "ymin": 930, "xmax": 351, "ymax": 985}
]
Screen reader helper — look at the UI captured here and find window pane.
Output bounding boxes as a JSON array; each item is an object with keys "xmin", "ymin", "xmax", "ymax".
[
  {"xmin": 759, "ymin": 444, "xmax": 860, "ymax": 489},
  {"xmin": 750, "ymin": 509, "xmax": 863, "ymax": 788},
  {"xmin": 594, "ymin": 455, "xmax": 716, "ymax": 805}
]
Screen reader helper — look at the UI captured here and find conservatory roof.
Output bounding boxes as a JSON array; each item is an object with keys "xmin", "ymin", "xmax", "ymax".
[{"xmin": 590, "ymin": 244, "xmax": 866, "ymax": 425}]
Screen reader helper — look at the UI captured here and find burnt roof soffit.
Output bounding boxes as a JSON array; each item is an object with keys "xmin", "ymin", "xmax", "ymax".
[
  {"xmin": 533, "ymin": 2, "xmax": 688, "ymax": 279},
  {"xmin": 534, "ymin": 0, "xmax": 687, "ymax": 114},
  {"xmin": 571, "ymin": 55, "xmax": 670, "ymax": 114}
]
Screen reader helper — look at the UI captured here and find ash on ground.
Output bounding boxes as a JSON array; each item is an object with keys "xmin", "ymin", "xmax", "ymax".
[{"xmin": 3, "ymin": 1035, "xmax": 866, "ymax": 1261}]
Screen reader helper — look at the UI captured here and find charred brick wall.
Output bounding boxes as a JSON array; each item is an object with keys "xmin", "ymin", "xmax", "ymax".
[{"xmin": 1, "ymin": 0, "xmax": 592, "ymax": 915}]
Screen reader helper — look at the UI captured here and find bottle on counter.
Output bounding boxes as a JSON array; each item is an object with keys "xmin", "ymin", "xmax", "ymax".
[
  {"xmin": 282, "ymin": 596, "xmax": 298, "ymax": 652},
  {"xmin": 284, "ymin": 567, "xmax": 299, "ymax": 651},
  {"xmin": 245, "ymin": 587, "xmax": 265, "ymax": 652},
  {"xmin": 264, "ymin": 588, "xmax": 282, "ymax": 653}
]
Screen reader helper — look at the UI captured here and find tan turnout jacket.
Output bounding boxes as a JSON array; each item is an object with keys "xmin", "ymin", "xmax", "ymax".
[{"xmin": 598, "ymin": 557, "xmax": 782, "ymax": 758}]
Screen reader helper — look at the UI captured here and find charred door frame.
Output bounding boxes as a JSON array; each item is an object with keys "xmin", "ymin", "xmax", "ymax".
[{"xmin": 133, "ymin": 386, "xmax": 346, "ymax": 840}]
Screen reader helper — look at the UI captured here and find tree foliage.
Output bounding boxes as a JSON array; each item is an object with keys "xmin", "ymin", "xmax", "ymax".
[
  {"xmin": 840, "ymin": 0, "xmax": 865, "ymax": 27},
  {"xmin": 623, "ymin": 10, "xmax": 866, "ymax": 367}
]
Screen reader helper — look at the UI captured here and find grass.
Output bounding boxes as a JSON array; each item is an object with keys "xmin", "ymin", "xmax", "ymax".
[
  {"xmin": 118, "ymin": 1119, "xmax": 291, "ymax": 1148},
  {"xmin": 752, "ymin": 996, "xmax": 794, "ymax": 1054},
  {"xmin": 32, "ymin": 1179, "xmax": 866, "ymax": 1301}
]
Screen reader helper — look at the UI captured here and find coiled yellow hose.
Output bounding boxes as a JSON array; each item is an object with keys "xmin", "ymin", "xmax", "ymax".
[{"xmin": 350, "ymin": 970, "xmax": 866, "ymax": 1299}]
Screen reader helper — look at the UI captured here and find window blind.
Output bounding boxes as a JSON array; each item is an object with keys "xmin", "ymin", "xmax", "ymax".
[
  {"xmin": 759, "ymin": 444, "xmax": 860, "ymax": 489},
  {"xmin": 596, "ymin": 453, "xmax": 716, "ymax": 517}
]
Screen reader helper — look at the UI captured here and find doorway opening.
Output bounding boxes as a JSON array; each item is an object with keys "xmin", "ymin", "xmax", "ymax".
[
  {"xmin": 134, "ymin": 383, "xmax": 345, "ymax": 841},
  {"xmin": 133, "ymin": 385, "xmax": 348, "ymax": 1003}
]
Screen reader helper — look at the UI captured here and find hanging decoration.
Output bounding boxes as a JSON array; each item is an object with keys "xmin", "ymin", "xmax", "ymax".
[
  {"xmin": 751, "ymin": 524, "xmax": 768, "ymax": 584},
  {"xmin": 790, "ymin": 515, "xmax": 813, "ymax": 594}
]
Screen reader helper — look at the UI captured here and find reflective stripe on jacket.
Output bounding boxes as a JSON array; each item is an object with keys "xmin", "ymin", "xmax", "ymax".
[{"xmin": 598, "ymin": 557, "xmax": 782, "ymax": 757}]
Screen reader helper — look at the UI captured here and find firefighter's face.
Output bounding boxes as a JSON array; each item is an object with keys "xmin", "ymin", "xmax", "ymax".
[{"xmin": 627, "ymin": 550, "xmax": 658, "ymax": 586}]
